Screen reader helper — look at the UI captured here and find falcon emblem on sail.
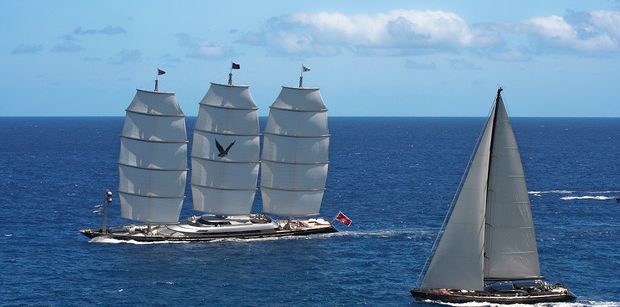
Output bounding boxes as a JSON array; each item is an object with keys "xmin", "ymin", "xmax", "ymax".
[{"xmin": 215, "ymin": 139, "xmax": 236, "ymax": 157}]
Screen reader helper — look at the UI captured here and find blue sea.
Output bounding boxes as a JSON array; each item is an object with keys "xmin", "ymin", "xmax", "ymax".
[{"xmin": 1, "ymin": 117, "xmax": 619, "ymax": 306}]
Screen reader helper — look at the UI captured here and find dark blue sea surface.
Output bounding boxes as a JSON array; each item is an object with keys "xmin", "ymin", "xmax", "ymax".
[{"xmin": 1, "ymin": 117, "xmax": 619, "ymax": 306}]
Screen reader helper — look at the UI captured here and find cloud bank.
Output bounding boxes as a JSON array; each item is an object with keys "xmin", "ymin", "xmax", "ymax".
[
  {"xmin": 242, "ymin": 10, "xmax": 495, "ymax": 56},
  {"xmin": 521, "ymin": 10, "xmax": 620, "ymax": 54},
  {"xmin": 241, "ymin": 9, "xmax": 620, "ymax": 57}
]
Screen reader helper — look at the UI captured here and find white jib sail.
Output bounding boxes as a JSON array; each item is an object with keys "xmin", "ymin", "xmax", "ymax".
[
  {"xmin": 191, "ymin": 83, "xmax": 260, "ymax": 216},
  {"xmin": 119, "ymin": 89, "xmax": 188, "ymax": 224},
  {"xmin": 261, "ymin": 86, "xmax": 329, "ymax": 217},
  {"xmin": 420, "ymin": 104, "xmax": 497, "ymax": 291},
  {"xmin": 484, "ymin": 94, "xmax": 542, "ymax": 280}
]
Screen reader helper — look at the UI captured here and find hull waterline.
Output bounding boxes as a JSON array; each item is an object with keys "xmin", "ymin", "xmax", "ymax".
[
  {"xmin": 80, "ymin": 216, "xmax": 337, "ymax": 242},
  {"xmin": 411, "ymin": 287, "xmax": 576, "ymax": 304}
]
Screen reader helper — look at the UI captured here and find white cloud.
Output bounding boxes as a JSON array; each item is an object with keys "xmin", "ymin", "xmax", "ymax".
[
  {"xmin": 11, "ymin": 44, "xmax": 44, "ymax": 54},
  {"xmin": 242, "ymin": 10, "xmax": 495, "ymax": 56},
  {"xmin": 405, "ymin": 59, "xmax": 437, "ymax": 70},
  {"xmin": 50, "ymin": 41, "xmax": 84, "ymax": 53},
  {"xmin": 176, "ymin": 33, "xmax": 232, "ymax": 59},
  {"xmin": 522, "ymin": 11, "xmax": 620, "ymax": 53},
  {"xmin": 449, "ymin": 59, "xmax": 482, "ymax": 70},
  {"xmin": 241, "ymin": 9, "xmax": 620, "ymax": 58},
  {"xmin": 109, "ymin": 49, "xmax": 141, "ymax": 65},
  {"xmin": 73, "ymin": 26, "xmax": 127, "ymax": 36}
]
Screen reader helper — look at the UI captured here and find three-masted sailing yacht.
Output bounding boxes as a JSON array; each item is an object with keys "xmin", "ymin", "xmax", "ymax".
[
  {"xmin": 411, "ymin": 88, "xmax": 575, "ymax": 303},
  {"xmin": 81, "ymin": 66, "xmax": 336, "ymax": 242}
]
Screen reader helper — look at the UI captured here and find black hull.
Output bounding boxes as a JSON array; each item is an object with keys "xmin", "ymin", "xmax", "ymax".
[
  {"xmin": 411, "ymin": 288, "xmax": 576, "ymax": 304},
  {"xmin": 80, "ymin": 225, "xmax": 337, "ymax": 242}
]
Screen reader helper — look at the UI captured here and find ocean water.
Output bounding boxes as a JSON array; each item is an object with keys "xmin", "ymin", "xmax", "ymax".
[{"xmin": 0, "ymin": 117, "xmax": 619, "ymax": 306}]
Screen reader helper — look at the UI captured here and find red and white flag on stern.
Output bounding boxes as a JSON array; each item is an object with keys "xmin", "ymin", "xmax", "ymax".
[{"xmin": 334, "ymin": 211, "xmax": 352, "ymax": 226}]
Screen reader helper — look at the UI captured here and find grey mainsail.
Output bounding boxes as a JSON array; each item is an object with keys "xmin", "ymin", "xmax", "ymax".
[
  {"xmin": 484, "ymin": 94, "xmax": 542, "ymax": 280},
  {"xmin": 118, "ymin": 89, "xmax": 188, "ymax": 224},
  {"xmin": 420, "ymin": 89, "xmax": 541, "ymax": 290},
  {"xmin": 260, "ymin": 86, "xmax": 329, "ymax": 217},
  {"xmin": 190, "ymin": 83, "xmax": 260, "ymax": 216}
]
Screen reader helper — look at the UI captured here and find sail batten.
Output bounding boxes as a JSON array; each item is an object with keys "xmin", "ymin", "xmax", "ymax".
[
  {"xmin": 190, "ymin": 83, "xmax": 260, "ymax": 216},
  {"xmin": 194, "ymin": 127, "xmax": 260, "ymax": 137},
  {"xmin": 264, "ymin": 132, "xmax": 330, "ymax": 138},
  {"xmin": 269, "ymin": 106, "xmax": 327, "ymax": 112},
  {"xmin": 200, "ymin": 103, "xmax": 258, "ymax": 111},
  {"xmin": 260, "ymin": 86, "xmax": 329, "ymax": 217},
  {"xmin": 120, "ymin": 135, "xmax": 188, "ymax": 144},
  {"xmin": 191, "ymin": 183, "xmax": 257, "ymax": 191},
  {"xmin": 119, "ymin": 90, "xmax": 187, "ymax": 224},
  {"xmin": 191, "ymin": 155, "xmax": 260, "ymax": 164},
  {"xmin": 125, "ymin": 109, "xmax": 186, "ymax": 118},
  {"xmin": 262, "ymin": 186, "xmax": 326, "ymax": 192},
  {"xmin": 118, "ymin": 162, "xmax": 188, "ymax": 172},
  {"xmin": 119, "ymin": 190, "xmax": 185, "ymax": 199}
]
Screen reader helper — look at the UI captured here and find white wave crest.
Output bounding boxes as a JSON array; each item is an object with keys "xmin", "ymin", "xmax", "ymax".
[
  {"xmin": 334, "ymin": 229, "xmax": 434, "ymax": 238},
  {"xmin": 108, "ymin": 229, "xmax": 433, "ymax": 244},
  {"xmin": 586, "ymin": 190, "xmax": 620, "ymax": 194},
  {"xmin": 86, "ymin": 229, "xmax": 435, "ymax": 245},
  {"xmin": 529, "ymin": 190, "xmax": 574, "ymax": 195},
  {"xmin": 88, "ymin": 236, "xmax": 190, "ymax": 244},
  {"xmin": 434, "ymin": 300, "xmax": 619, "ymax": 307},
  {"xmin": 205, "ymin": 229, "xmax": 430, "ymax": 243},
  {"xmin": 560, "ymin": 196, "xmax": 614, "ymax": 201},
  {"xmin": 207, "ymin": 234, "xmax": 333, "ymax": 243}
]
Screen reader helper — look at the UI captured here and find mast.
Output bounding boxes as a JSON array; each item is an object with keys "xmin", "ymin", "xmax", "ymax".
[
  {"xmin": 299, "ymin": 65, "xmax": 310, "ymax": 88},
  {"xmin": 190, "ymin": 80, "xmax": 260, "ymax": 216},
  {"xmin": 483, "ymin": 89, "xmax": 542, "ymax": 280},
  {"xmin": 155, "ymin": 68, "xmax": 165, "ymax": 92},
  {"xmin": 260, "ymin": 85, "xmax": 329, "ymax": 217},
  {"xmin": 118, "ymin": 88, "xmax": 188, "ymax": 224},
  {"xmin": 100, "ymin": 190, "xmax": 113, "ymax": 233}
]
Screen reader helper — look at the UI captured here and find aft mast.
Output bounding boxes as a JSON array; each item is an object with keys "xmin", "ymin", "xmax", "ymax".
[
  {"xmin": 118, "ymin": 70, "xmax": 188, "ymax": 224},
  {"xmin": 190, "ymin": 63, "xmax": 261, "ymax": 216},
  {"xmin": 261, "ymin": 67, "xmax": 330, "ymax": 217}
]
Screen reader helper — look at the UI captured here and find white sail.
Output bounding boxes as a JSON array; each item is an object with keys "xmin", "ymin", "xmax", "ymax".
[
  {"xmin": 190, "ymin": 83, "xmax": 260, "ymax": 216},
  {"xmin": 421, "ymin": 105, "xmax": 496, "ymax": 291},
  {"xmin": 484, "ymin": 95, "xmax": 542, "ymax": 280},
  {"xmin": 118, "ymin": 89, "xmax": 187, "ymax": 224},
  {"xmin": 261, "ymin": 86, "xmax": 329, "ymax": 217}
]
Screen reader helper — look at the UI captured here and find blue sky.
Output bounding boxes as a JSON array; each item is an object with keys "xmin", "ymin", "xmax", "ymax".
[{"xmin": 1, "ymin": 1, "xmax": 619, "ymax": 117}]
